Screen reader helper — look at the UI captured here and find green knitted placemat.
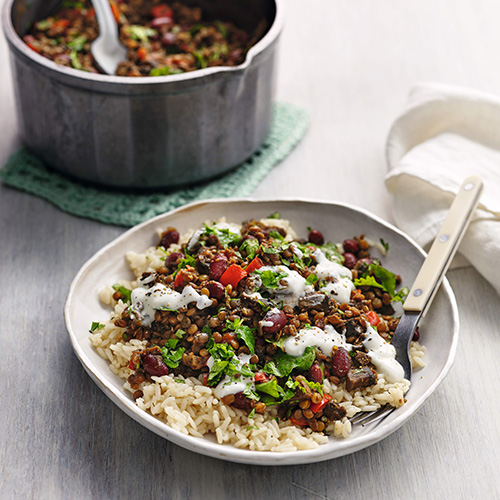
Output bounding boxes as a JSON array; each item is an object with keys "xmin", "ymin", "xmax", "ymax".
[{"xmin": 0, "ymin": 102, "xmax": 308, "ymax": 227}]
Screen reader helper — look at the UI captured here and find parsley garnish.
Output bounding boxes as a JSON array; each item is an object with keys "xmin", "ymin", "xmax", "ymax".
[
  {"xmin": 161, "ymin": 343, "xmax": 185, "ymax": 369},
  {"xmin": 262, "ymin": 347, "xmax": 316, "ymax": 378},
  {"xmin": 67, "ymin": 35, "xmax": 87, "ymax": 52},
  {"xmin": 240, "ymin": 238, "xmax": 259, "ymax": 260},
  {"xmin": 380, "ymin": 238, "xmax": 389, "ymax": 253},
  {"xmin": 255, "ymin": 378, "xmax": 283, "ymax": 399},
  {"xmin": 255, "ymin": 268, "xmax": 288, "ymax": 289},
  {"xmin": 89, "ymin": 321, "xmax": 105, "ymax": 333},
  {"xmin": 354, "ymin": 262, "xmax": 396, "ymax": 296},
  {"xmin": 150, "ymin": 66, "xmax": 184, "ymax": 76},
  {"xmin": 225, "ymin": 318, "xmax": 256, "ymax": 355},
  {"xmin": 203, "ymin": 223, "xmax": 241, "ymax": 247},
  {"xmin": 392, "ymin": 286, "xmax": 409, "ymax": 303},
  {"xmin": 305, "ymin": 273, "xmax": 319, "ymax": 286},
  {"xmin": 126, "ymin": 25, "xmax": 157, "ymax": 43},
  {"xmin": 112, "ymin": 284, "xmax": 132, "ymax": 303}
]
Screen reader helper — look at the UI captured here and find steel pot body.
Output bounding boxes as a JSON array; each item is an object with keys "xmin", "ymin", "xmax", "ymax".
[{"xmin": 2, "ymin": 0, "xmax": 283, "ymax": 188}]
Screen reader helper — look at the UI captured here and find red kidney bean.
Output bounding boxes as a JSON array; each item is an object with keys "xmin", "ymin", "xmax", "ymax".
[
  {"xmin": 166, "ymin": 251, "xmax": 183, "ymax": 267},
  {"xmin": 343, "ymin": 252, "xmax": 357, "ymax": 269},
  {"xmin": 160, "ymin": 228, "xmax": 179, "ymax": 249},
  {"xmin": 142, "ymin": 353, "xmax": 169, "ymax": 377},
  {"xmin": 231, "ymin": 392, "xmax": 253, "ymax": 411},
  {"xmin": 308, "ymin": 229, "xmax": 325, "ymax": 246},
  {"xmin": 358, "ymin": 257, "xmax": 373, "ymax": 265},
  {"xmin": 343, "ymin": 239, "xmax": 359, "ymax": 254},
  {"xmin": 331, "ymin": 347, "xmax": 351, "ymax": 377},
  {"xmin": 151, "ymin": 16, "xmax": 173, "ymax": 28},
  {"xmin": 261, "ymin": 309, "xmax": 287, "ymax": 334},
  {"xmin": 209, "ymin": 254, "xmax": 228, "ymax": 280},
  {"xmin": 412, "ymin": 327, "xmax": 420, "ymax": 342},
  {"xmin": 308, "ymin": 363, "xmax": 323, "ymax": 383},
  {"xmin": 207, "ymin": 280, "xmax": 225, "ymax": 300}
]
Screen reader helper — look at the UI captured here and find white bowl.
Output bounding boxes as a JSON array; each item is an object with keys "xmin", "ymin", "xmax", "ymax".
[{"xmin": 64, "ymin": 198, "xmax": 459, "ymax": 465}]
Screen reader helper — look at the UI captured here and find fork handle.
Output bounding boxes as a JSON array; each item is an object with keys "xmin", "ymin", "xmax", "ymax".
[{"xmin": 403, "ymin": 175, "xmax": 483, "ymax": 313}]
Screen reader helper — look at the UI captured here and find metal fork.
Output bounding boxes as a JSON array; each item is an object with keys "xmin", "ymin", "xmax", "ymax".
[{"xmin": 351, "ymin": 175, "xmax": 483, "ymax": 427}]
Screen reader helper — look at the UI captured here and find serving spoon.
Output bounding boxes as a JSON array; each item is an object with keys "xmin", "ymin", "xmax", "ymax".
[
  {"xmin": 90, "ymin": 0, "xmax": 127, "ymax": 75},
  {"xmin": 351, "ymin": 175, "xmax": 483, "ymax": 426}
]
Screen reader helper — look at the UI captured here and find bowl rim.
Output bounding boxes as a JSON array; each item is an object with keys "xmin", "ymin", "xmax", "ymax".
[
  {"xmin": 2, "ymin": 0, "xmax": 285, "ymax": 87},
  {"xmin": 64, "ymin": 197, "xmax": 460, "ymax": 465}
]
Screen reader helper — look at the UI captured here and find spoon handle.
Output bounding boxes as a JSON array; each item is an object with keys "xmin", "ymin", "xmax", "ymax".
[
  {"xmin": 92, "ymin": 0, "xmax": 120, "ymax": 44},
  {"xmin": 403, "ymin": 175, "xmax": 483, "ymax": 313}
]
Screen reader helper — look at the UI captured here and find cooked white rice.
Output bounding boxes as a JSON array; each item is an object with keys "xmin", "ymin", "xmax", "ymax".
[{"xmin": 90, "ymin": 221, "xmax": 425, "ymax": 452}]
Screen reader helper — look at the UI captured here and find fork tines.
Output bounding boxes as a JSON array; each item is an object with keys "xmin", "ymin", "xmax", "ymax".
[{"xmin": 349, "ymin": 405, "xmax": 395, "ymax": 426}]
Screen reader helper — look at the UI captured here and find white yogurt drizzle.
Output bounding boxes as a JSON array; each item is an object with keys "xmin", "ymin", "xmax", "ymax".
[
  {"xmin": 283, "ymin": 323, "xmax": 405, "ymax": 384},
  {"xmin": 283, "ymin": 325, "xmax": 352, "ymax": 357},
  {"xmin": 363, "ymin": 325, "xmax": 405, "ymax": 383},
  {"xmin": 207, "ymin": 354, "xmax": 255, "ymax": 399},
  {"xmin": 131, "ymin": 282, "xmax": 212, "ymax": 327},
  {"xmin": 258, "ymin": 265, "xmax": 314, "ymax": 308},
  {"xmin": 313, "ymin": 249, "xmax": 355, "ymax": 305}
]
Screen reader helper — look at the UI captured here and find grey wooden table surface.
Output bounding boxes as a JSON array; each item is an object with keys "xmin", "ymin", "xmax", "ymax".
[{"xmin": 1, "ymin": 0, "xmax": 500, "ymax": 499}]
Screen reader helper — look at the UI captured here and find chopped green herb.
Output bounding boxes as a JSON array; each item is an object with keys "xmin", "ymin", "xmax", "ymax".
[
  {"xmin": 203, "ymin": 223, "xmax": 241, "ymax": 247},
  {"xmin": 269, "ymin": 230, "xmax": 284, "ymax": 241},
  {"xmin": 69, "ymin": 50, "xmax": 82, "ymax": 70},
  {"xmin": 240, "ymin": 238, "xmax": 259, "ymax": 260},
  {"xmin": 255, "ymin": 268, "xmax": 288, "ymax": 290},
  {"xmin": 161, "ymin": 344, "xmax": 186, "ymax": 369},
  {"xmin": 225, "ymin": 318, "xmax": 255, "ymax": 355},
  {"xmin": 67, "ymin": 35, "xmax": 87, "ymax": 51},
  {"xmin": 150, "ymin": 66, "xmax": 184, "ymax": 76},
  {"xmin": 112, "ymin": 284, "xmax": 132, "ymax": 303},
  {"xmin": 89, "ymin": 321, "xmax": 105, "ymax": 333},
  {"xmin": 305, "ymin": 273, "xmax": 319, "ymax": 286},
  {"xmin": 173, "ymin": 251, "xmax": 196, "ymax": 277},
  {"xmin": 35, "ymin": 19, "xmax": 52, "ymax": 31},
  {"xmin": 267, "ymin": 211, "xmax": 280, "ymax": 219},
  {"xmin": 193, "ymin": 51, "xmax": 207, "ymax": 69},
  {"xmin": 126, "ymin": 25, "xmax": 157, "ymax": 43},
  {"xmin": 255, "ymin": 378, "xmax": 283, "ymax": 399},
  {"xmin": 215, "ymin": 20, "xmax": 228, "ymax": 38},
  {"xmin": 263, "ymin": 347, "xmax": 316, "ymax": 378},
  {"xmin": 380, "ymin": 238, "xmax": 389, "ymax": 253},
  {"xmin": 392, "ymin": 286, "xmax": 409, "ymax": 303}
]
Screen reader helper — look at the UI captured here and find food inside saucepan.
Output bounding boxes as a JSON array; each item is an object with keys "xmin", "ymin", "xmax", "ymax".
[
  {"xmin": 90, "ymin": 215, "xmax": 425, "ymax": 451},
  {"xmin": 23, "ymin": 0, "xmax": 266, "ymax": 76}
]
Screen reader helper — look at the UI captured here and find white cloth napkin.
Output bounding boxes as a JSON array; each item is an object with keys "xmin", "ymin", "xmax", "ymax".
[{"xmin": 385, "ymin": 82, "xmax": 500, "ymax": 295}]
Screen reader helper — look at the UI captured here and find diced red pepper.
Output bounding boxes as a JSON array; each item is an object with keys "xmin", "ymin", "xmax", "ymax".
[
  {"xmin": 310, "ymin": 394, "xmax": 332, "ymax": 413},
  {"xmin": 151, "ymin": 4, "xmax": 174, "ymax": 18},
  {"xmin": 202, "ymin": 373, "xmax": 209, "ymax": 386},
  {"xmin": 254, "ymin": 372, "xmax": 269, "ymax": 383},
  {"xmin": 290, "ymin": 415, "xmax": 308, "ymax": 427},
  {"xmin": 219, "ymin": 264, "xmax": 247, "ymax": 288},
  {"xmin": 137, "ymin": 46, "xmax": 148, "ymax": 61},
  {"xmin": 128, "ymin": 352, "xmax": 141, "ymax": 371},
  {"xmin": 53, "ymin": 19, "xmax": 70, "ymax": 29},
  {"xmin": 174, "ymin": 270, "xmax": 187, "ymax": 288},
  {"xmin": 23, "ymin": 35, "xmax": 40, "ymax": 53},
  {"xmin": 366, "ymin": 311, "xmax": 380, "ymax": 326},
  {"xmin": 245, "ymin": 256, "xmax": 264, "ymax": 275}
]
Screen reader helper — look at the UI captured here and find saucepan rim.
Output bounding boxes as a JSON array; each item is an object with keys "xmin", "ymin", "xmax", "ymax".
[{"xmin": 2, "ymin": 0, "xmax": 284, "ymax": 88}]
